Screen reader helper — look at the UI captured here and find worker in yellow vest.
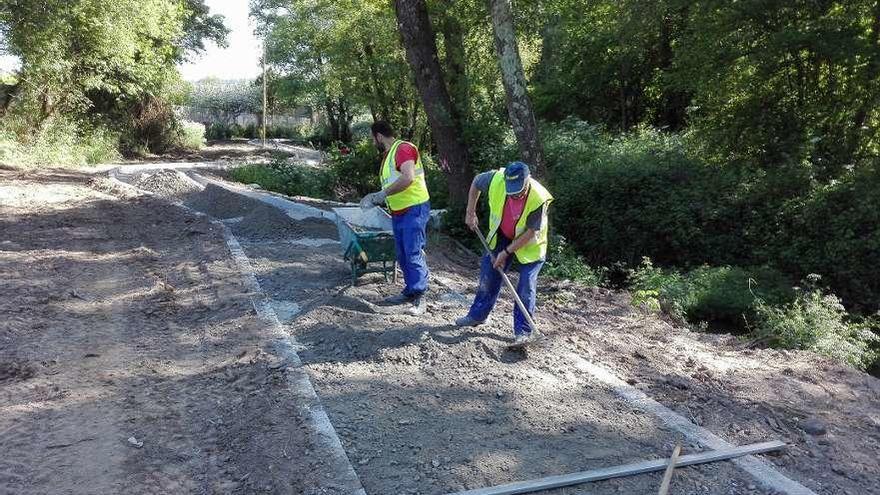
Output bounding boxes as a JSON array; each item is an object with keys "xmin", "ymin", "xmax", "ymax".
[
  {"xmin": 360, "ymin": 121, "xmax": 431, "ymax": 313},
  {"xmin": 455, "ymin": 162, "xmax": 553, "ymax": 345}
]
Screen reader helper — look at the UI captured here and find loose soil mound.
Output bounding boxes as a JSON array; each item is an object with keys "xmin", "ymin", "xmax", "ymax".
[
  {"xmin": 134, "ymin": 170, "xmax": 201, "ymax": 198},
  {"xmin": 229, "ymin": 203, "xmax": 339, "ymax": 241},
  {"xmin": 184, "ymin": 183, "xmax": 264, "ymax": 219}
]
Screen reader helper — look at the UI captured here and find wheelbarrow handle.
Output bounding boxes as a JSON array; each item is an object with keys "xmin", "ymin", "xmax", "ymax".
[{"xmin": 473, "ymin": 229, "xmax": 540, "ymax": 335}]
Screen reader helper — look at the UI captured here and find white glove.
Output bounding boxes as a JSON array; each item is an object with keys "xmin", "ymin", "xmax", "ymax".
[{"xmin": 359, "ymin": 190, "xmax": 387, "ymax": 209}]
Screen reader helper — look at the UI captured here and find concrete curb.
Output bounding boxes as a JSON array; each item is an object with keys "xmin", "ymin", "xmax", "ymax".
[
  {"xmin": 104, "ymin": 171, "xmax": 367, "ymax": 495},
  {"xmin": 567, "ymin": 353, "xmax": 817, "ymax": 495}
]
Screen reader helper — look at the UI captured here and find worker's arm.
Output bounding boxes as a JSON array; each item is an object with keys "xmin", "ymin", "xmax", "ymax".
[
  {"xmin": 383, "ymin": 160, "xmax": 415, "ymax": 196},
  {"xmin": 508, "ymin": 228, "xmax": 539, "ymax": 254},
  {"xmin": 493, "ymin": 228, "xmax": 538, "ymax": 269},
  {"xmin": 465, "ymin": 178, "xmax": 481, "ymax": 231},
  {"xmin": 465, "ymin": 171, "xmax": 495, "ymax": 230}
]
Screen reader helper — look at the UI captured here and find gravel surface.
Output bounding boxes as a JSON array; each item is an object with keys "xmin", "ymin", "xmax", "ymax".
[
  {"xmin": 184, "ymin": 183, "xmax": 265, "ymax": 219},
  {"xmin": 10, "ymin": 164, "xmax": 877, "ymax": 495},
  {"xmin": 230, "ymin": 203, "xmax": 339, "ymax": 241},
  {"xmin": 134, "ymin": 169, "xmax": 202, "ymax": 198}
]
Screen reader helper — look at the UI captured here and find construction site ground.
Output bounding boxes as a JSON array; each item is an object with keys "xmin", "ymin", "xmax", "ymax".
[{"xmin": 1, "ymin": 144, "xmax": 879, "ymax": 495}]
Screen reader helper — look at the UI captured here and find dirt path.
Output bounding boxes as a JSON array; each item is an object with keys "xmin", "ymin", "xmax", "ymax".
[
  {"xmin": 3, "ymin": 162, "xmax": 879, "ymax": 495},
  {"xmin": 0, "ymin": 170, "xmax": 350, "ymax": 494},
  {"xmin": 117, "ymin": 163, "xmax": 879, "ymax": 495}
]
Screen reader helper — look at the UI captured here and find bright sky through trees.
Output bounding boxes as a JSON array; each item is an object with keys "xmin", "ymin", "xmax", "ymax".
[{"xmin": 178, "ymin": 0, "xmax": 260, "ymax": 81}]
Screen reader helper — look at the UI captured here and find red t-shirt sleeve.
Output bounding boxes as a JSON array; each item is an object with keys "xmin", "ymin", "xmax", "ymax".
[{"xmin": 394, "ymin": 142, "xmax": 419, "ymax": 171}]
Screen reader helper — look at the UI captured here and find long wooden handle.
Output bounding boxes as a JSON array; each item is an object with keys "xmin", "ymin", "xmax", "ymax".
[
  {"xmin": 657, "ymin": 443, "xmax": 682, "ymax": 495},
  {"xmin": 473, "ymin": 229, "xmax": 539, "ymax": 334}
]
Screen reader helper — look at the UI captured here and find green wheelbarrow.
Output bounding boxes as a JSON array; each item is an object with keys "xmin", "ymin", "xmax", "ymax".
[{"xmin": 333, "ymin": 207, "xmax": 397, "ymax": 286}]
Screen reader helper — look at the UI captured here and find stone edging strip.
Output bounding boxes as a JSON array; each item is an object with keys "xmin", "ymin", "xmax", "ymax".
[
  {"xmin": 106, "ymin": 167, "xmax": 367, "ymax": 495},
  {"xmin": 567, "ymin": 353, "xmax": 817, "ymax": 495},
  {"xmin": 221, "ymin": 225, "xmax": 366, "ymax": 495}
]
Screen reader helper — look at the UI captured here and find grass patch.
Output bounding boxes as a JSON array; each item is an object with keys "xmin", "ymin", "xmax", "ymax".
[
  {"xmin": 228, "ymin": 160, "xmax": 336, "ymax": 199},
  {"xmin": 630, "ymin": 257, "xmax": 794, "ymax": 328},
  {"xmin": 752, "ymin": 275, "xmax": 879, "ymax": 370},
  {"xmin": 0, "ymin": 118, "xmax": 120, "ymax": 168},
  {"xmin": 543, "ymin": 235, "xmax": 605, "ymax": 286}
]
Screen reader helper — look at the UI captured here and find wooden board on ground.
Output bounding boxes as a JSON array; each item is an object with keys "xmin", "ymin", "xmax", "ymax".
[{"xmin": 447, "ymin": 440, "xmax": 787, "ymax": 495}]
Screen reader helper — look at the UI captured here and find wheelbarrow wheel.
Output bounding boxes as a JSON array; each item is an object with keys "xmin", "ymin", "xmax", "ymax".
[{"xmin": 350, "ymin": 258, "xmax": 358, "ymax": 286}]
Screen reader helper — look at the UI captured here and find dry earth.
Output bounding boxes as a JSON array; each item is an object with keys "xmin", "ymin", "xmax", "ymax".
[
  {"xmin": 0, "ymin": 170, "xmax": 348, "ymax": 494},
  {"xmin": 1, "ymin": 157, "xmax": 878, "ymax": 495}
]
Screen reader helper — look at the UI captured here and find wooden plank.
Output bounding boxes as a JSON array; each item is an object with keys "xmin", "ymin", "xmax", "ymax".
[
  {"xmin": 657, "ymin": 443, "xmax": 682, "ymax": 495},
  {"xmin": 566, "ymin": 354, "xmax": 816, "ymax": 495},
  {"xmin": 447, "ymin": 440, "xmax": 786, "ymax": 495}
]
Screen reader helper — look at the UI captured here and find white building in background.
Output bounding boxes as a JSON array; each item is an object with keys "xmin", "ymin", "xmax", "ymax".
[{"xmin": 176, "ymin": 105, "xmax": 316, "ymax": 128}]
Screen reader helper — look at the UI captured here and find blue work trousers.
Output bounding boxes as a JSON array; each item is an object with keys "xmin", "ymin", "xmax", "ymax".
[
  {"xmin": 467, "ymin": 235, "xmax": 544, "ymax": 336},
  {"xmin": 391, "ymin": 201, "xmax": 430, "ymax": 297}
]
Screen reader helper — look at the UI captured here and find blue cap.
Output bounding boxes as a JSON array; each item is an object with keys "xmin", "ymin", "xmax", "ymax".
[{"xmin": 504, "ymin": 162, "xmax": 530, "ymax": 195}]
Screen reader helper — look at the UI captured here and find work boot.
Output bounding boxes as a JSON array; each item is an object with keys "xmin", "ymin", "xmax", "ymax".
[
  {"xmin": 512, "ymin": 333, "xmax": 529, "ymax": 346},
  {"xmin": 380, "ymin": 293, "xmax": 413, "ymax": 306},
  {"xmin": 405, "ymin": 295, "xmax": 426, "ymax": 316},
  {"xmin": 454, "ymin": 315, "xmax": 485, "ymax": 327}
]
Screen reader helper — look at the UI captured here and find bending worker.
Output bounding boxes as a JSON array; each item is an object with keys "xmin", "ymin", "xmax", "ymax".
[
  {"xmin": 455, "ymin": 162, "xmax": 553, "ymax": 345},
  {"xmin": 360, "ymin": 121, "xmax": 430, "ymax": 314}
]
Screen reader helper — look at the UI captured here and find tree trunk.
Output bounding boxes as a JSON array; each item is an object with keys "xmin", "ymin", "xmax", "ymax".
[
  {"xmin": 852, "ymin": 1, "xmax": 880, "ymax": 152},
  {"xmin": 394, "ymin": 0, "xmax": 473, "ymax": 209},
  {"xmin": 339, "ymin": 97, "xmax": 353, "ymax": 143},
  {"xmin": 487, "ymin": 0, "xmax": 545, "ymax": 176},
  {"xmin": 656, "ymin": 10, "xmax": 688, "ymax": 131},
  {"xmin": 533, "ymin": 14, "xmax": 561, "ymax": 120},
  {"xmin": 324, "ymin": 99, "xmax": 340, "ymax": 141},
  {"xmin": 0, "ymin": 82, "xmax": 19, "ymax": 117},
  {"xmin": 362, "ymin": 41, "xmax": 392, "ymax": 122},
  {"xmin": 439, "ymin": 11, "xmax": 470, "ymax": 123}
]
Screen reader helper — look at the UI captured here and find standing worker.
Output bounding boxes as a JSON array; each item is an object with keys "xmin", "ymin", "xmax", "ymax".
[
  {"xmin": 360, "ymin": 121, "xmax": 430, "ymax": 314},
  {"xmin": 455, "ymin": 162, "xmax": 553, "ymax": 345}
]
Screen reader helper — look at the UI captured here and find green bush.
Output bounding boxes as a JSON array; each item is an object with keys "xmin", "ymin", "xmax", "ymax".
[
  {"xmin": 544, "ymin": 120, "xmax": 744, "ymax": 268},
  {"xmin": 120, "ymin": 97, "xmax": 181, "ymax": 155},
  {"xmin": 770, "ymin": 162, "xmax": 880, "ymax": 312},
  {"xmin": 543, "ymin": 235, "xmax": 605, "ymax": 286},
  {"xmin": 325, "ymin": 140, "xmax": 380, "ymax": 201},
  {"xmin": 176, "ymin": 120, "xmax": 205, "ymax": 150},
  {"xmin": 229, "ymin": 159, "xmax": 336, "ymax": 199},
  {"xmin": 297, "ymin": 121, "xmax": 333, "ymax": 149},
  {"xmin": 421, "ymin": 153, "xmax": 449, "ymax": 210},
  {"xmin": 753, "ymin": 275, "xmax": 879, "ymax": 370},
  {"xmin": 0, "ymin": 117, "xmax": 120, "ymax": 167},
  {"xmin": 205, "ymin": 122, "xmax": 230, "ymax": 140},
  {"xmin": 630, "ymin": 258, "xmax": 793, "ymax": 327}
]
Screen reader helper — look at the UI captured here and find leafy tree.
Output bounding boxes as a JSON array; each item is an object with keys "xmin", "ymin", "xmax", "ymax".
[
  {"xmin": 671, "ymin": 0, "xmax": 880, "ymax": 176},
  {"xmin": 0, "ymin": 0, "xmax": 227, "ymax": 152},
  {"xmin": 251, "ymin": 0, "xmax": 421, "ymax": 142},
  {"xmin": 487, "ymin": 0, "xmax": 545, "ymax": 175},
  {"xmin": 186, "ymin": 78, "xmax": 262, "ymax": 125}
]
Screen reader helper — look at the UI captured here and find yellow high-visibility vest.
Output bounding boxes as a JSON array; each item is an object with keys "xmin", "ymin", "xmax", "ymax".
[
  {"xmin": 379, "ymin": 140, "xmax": 430, "ymax": 211},
  {"xmin": 486, "ymin": 168, "xmax": 553, "ymax": 263}
]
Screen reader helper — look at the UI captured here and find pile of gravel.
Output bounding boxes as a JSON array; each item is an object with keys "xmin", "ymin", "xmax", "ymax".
[
  {"xmin": 298, "ymin": 217, "xmax": 340, "ymax": 240},
  {"xmin": 135, "ymin": 170, "xmax": 201, "ymax": 198},
  {"xmin": 184, "ymin": 184, "xmax": 264, "ymax": 219},
  {"xmin": 230, "ymin": 203, "xmax": 339, "ymax": 241}
]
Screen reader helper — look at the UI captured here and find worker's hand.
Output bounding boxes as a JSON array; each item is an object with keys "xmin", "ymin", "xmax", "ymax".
[
  {"xmin": 359, "ymin": 190, "xmax": 387, "ymax": 209},
  {"xmin": 465, "ymin": 210, "xmax": 478, "ymax": 231},
  {"xmin": 493, "ymin": 249, "xmax": 509, "ymax": 270}
]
